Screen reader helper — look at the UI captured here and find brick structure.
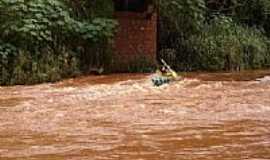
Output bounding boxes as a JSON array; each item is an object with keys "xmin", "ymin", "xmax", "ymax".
[{"xmin": 112, "ymin": 0, "xmax": 157, "ymax": 71}]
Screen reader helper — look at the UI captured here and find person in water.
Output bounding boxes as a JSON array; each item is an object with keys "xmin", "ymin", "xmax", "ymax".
[
  {"xmin": 158, "ymin": 65, "xmax": 178, "ymax": 80},
  {"xmin": 152, "ymin": 58, "xmax": 181, "ymax": 85},
  {"xmin": 152, "ymin": 64, "xmax": 179, "ymax": 86}
]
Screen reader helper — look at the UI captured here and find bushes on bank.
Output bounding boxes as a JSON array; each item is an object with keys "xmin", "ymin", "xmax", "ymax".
[
  {"xmin": 0, "ymin": 43, "xmax": 80, "ymax": 85},
  {"xmin": 193, "ymin": 17, "xmax": 270, "ymax": 71},
  {"xmin": 0, "ymin": 0, "xmax": 116, "ymax": 85},
  {"xmin": 205, "ymin": 0, "xmax": 270, "ymax": 32},
  {"xmin": 159, "ymin": 0, "xmax": 270, "ymax": 72}
]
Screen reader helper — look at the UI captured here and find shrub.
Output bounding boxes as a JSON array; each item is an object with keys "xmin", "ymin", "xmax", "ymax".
[
  {"xmin": 206, "ymin": 0, "xmax": 270, "ymax": 35},
  {"xmin": 0, "ymin": 42, "xmax": 17, "ymax": 84},
  {"xmin": 158, "ymin": 0, "xmax": 206, "ymax": 35},
  {"xmin": 159, "ymin": 16, "xmax": 270, "ymax": 71},
  {"xmin": 0, "ymin": 0, "xmax": 116, "ymax": 45},
  {"xmin": 157, "ymin": 0, "xmax": 207, "ymax": 71},
  {"xmin": 158, "ymin": 0, "xmax": 206, "ymax": 55},
  {"xmin": 192, "ymin": 17, "xmax": 270, "ymax": 71},
  {"xmin": 0, "ymin": 46, "xmax": 80, "ymax": 85},
  {"xmin": 0, "ymin": 0, "xmax": 116, "ymax": 85},
  {"xmin": 234, "ymin": 0, "xmax": 270, "ymax": 36},
  {"xmin": 158, "ymin": 0, "xmax": 270, "ymax": 72}
]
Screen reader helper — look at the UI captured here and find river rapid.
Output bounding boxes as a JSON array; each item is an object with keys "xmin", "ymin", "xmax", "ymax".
[{"xmin": 0, "ymin": 71, "xmax": 270, "ymax": 160}]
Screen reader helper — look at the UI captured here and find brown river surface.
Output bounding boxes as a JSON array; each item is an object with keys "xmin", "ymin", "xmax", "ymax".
[{"xmin": 1, "ymin": 70, "xmax": 270, "ymax": 160}]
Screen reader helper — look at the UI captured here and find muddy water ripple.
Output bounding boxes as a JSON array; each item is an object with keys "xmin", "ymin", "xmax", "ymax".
[{"xmin": 0, "ymin": 73, "xmax": 270, "ymax": 160}]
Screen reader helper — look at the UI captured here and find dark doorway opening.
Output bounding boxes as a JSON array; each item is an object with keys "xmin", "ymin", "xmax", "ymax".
[{"xmin": 114, "ymin": 0, "xmax": 147, "ymax": 12}]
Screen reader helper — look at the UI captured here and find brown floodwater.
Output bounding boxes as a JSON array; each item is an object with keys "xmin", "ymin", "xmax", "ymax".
[{"xmin": 0, "ymin": 71, "xmax": 270, "ymax": 160}]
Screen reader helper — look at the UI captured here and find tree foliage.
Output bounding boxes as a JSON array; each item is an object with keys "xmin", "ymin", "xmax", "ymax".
[
  {"xmin": 0, "ymin": 0, "xmax": 116, "ymax": 85},
  {"xmin": 0, "ymin": 0, "xmax": 116, "ymax": 47},
  {"xmin": 158, "ymin": 0, "xmax": 270, "ymax": 71},
  {"xmin": 158, "ymin": 0, "xmax": 206, "ymax": 35},
  {"xmin": 193, "ymin": 16, "xmax": 270, "ymax": 70}
]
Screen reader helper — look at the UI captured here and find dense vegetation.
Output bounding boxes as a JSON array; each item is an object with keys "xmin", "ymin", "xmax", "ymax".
[
  {"xmin": 0, "ymin": 0, "xmax": 116, "ymax": 85},
  {"xmin": 159, "ymin": 0, "xmax": 270, "ymax": 71},
  {"xmin": 1, "ymin": 0, "xmax": 270, "ymax": 85}
]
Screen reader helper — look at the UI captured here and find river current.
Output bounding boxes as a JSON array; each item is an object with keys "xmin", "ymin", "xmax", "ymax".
[{"xmin": 0, "ymin": 71, "xmax": 270, "ymax": 160}]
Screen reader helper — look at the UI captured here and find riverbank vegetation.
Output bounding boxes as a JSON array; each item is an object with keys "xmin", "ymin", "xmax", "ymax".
[
  {"xmin": 1, "ymin": 0, "xmax": 270, "ymax": 85},
  {"xmin": 158, "ymin": 0, "xmax": 270, "ymax": 71},
  {"xmin": 0, "ymin": 0, "xmax": 116, "ymax": 85}
]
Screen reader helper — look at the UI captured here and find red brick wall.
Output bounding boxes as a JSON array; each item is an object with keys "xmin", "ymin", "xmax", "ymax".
[{"xmin": 113, "ymin": 11, "xmax": 157, "ymax": 70}]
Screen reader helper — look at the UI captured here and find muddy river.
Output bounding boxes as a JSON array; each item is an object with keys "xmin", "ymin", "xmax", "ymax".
[{"xmin": 0, "ymin": 71, "xmax": 270, "ymax": 160}]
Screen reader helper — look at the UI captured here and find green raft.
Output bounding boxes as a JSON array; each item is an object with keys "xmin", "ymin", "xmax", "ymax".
[{"xmin": 151, "ymin": 76, "xmax": 171, "ymax": 86}]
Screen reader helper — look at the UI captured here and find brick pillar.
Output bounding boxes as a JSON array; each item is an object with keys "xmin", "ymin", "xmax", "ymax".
[{"xmin": 113, "ymin": 11, "xmax": 157, "ymax": 71}]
